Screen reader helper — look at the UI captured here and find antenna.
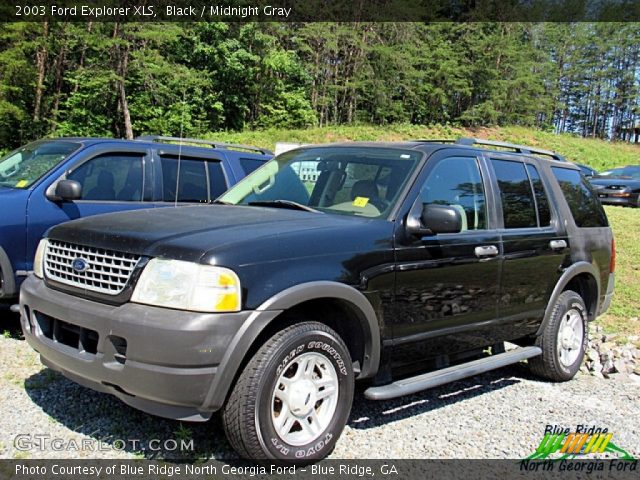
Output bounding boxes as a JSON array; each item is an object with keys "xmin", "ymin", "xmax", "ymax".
[{"xmin": 174, "ymin": 90, "xmax": 187, "ymax": 207}]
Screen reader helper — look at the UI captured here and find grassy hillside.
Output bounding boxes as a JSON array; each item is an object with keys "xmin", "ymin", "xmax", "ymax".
[
  {"xmin": 213, "ymin": 125, "xmax": 639, "ymax": 340},
  {"xmin": 210, "ymin": 124, "xmax": 640, "ymax": 172},
  {"xmin": 600, "ymin": 207, "xmax": 640, "ymax": 340}
]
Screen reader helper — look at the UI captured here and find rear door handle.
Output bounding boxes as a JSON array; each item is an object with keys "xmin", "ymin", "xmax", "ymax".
[
  {"xmin": 549, "ymin": 240, "xmax": 567, "ymax": 251},
  {"xmin": 474, "ymin": 245, "xmax": 499, "ymax": 258}
]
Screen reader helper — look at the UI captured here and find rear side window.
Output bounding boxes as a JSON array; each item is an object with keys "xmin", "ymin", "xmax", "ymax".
[
  {"xmin": 239, "ymin": 158, "xmax": 265, "ymax": 175},
  {"xmin": 552, "ymin": 167, "xmax": 608, "ymax": 227},
  {"xmin": 491, "ymin": 159, "xmax": 537, "ymax": 228},
  {"xmin": 526, "ymin": 164, "xmax": 551, "ymax": 226},
  {"xmin": 160, "ymin": 156, "xmax": 209, "ymax": 203},
  {"xmin": 208, "ymin": 162, "xmax": 228, "ymax": 199}
]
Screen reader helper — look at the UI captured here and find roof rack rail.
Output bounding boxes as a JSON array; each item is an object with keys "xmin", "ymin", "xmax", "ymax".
[
  {"xmin": 412, "ymin": 139, "xmax": 457, "ymax": 143},
  {"xmin": 135, "ymin": 135, "xmax": 273, "ymax": 155},
  {"xmin": 454, "ymin": 137, "xmax": 565, "ymax": 161}
]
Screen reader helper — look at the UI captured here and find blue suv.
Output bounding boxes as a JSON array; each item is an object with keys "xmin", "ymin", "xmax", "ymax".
[{"xmin": 0, "ymin": 136, "xmax": 272, "ymax": 305}]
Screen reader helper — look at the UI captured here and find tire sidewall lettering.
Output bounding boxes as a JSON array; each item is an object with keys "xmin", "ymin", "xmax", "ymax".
[
  {"xmin": 307, "ymin": 340, "xmax": 348, "ymax": 376},
  {"xmin": 261, "ymin": 330, "xmax": 353, "ymax": 461}
]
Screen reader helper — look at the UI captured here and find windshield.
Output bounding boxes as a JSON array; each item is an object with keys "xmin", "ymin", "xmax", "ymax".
[
  {"xmin": 0, "ymin": 140, "xmax": 81, "ymax": 189},
  {"xmin": 219, "ymin": 146, "xmax": 422, "ymax": 218},
  {"xmin": 597, "ymin": 166, "xmax": 640, "ymax": 179}
]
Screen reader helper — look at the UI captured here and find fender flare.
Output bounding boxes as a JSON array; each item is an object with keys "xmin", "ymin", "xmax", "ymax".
[
  {"xmin": 0, "ymin": 246, "xmax": 16, "ymax": 298},
  {"xmin": 536, "ymin": 261, "xmax": 601, "ymax": 336},
  {"xmin": 201, "ymin": 281, "xmax": 381, "ymax": 412}
]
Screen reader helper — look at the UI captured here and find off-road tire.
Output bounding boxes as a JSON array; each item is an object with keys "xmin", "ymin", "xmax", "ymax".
[
  {"xmin": 222, "ymin": 321, "xmax": 354, "ymax": 463},
  {"xmin": 529, "ymin": 290, "xmax": 588, "ymax": 381}
]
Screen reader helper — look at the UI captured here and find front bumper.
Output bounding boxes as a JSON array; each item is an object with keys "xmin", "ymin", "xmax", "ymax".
[{"xmin": 20, "ymin": 275, "xmax": 257, "ymax": 421}]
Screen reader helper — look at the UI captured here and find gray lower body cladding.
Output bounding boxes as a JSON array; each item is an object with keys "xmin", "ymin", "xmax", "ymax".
[{"xmin": 19, "ymin": 275, "xmax": 257, "ymax": 421}]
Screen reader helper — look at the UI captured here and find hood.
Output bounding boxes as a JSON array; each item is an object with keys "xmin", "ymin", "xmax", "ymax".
[
  {"xmin": 48, "ymin": 205, "xmax": 392, "ymax": 264},
  {"xmin": 0, "ymin": 186, "xmax": 26, "ymax": 196}
]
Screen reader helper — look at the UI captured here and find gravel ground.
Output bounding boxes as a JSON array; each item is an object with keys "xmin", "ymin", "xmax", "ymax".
[{"xmin": 1, "ymin": 310, "xmax": 638, "ymax": 461}]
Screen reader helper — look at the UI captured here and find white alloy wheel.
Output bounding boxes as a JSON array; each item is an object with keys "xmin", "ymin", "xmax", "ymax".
[{"xmin": 271, "ymin": 352, "xmax": 339, "ymax": 446}]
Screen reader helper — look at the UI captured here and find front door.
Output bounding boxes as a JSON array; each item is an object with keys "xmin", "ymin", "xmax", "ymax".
[
  {"xmin": 390, "ymin": 152, "xmax": 501, "ymax": 368},
  {"xmin": 26, "ymin": 147, "xmax": 151, "ymax": 266}
]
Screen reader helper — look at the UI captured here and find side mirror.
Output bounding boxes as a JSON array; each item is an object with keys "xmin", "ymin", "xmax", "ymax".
[
  {"xmin": 406, "ymin": 203, "xmax": 463, "ymax": 236},
  {"xmin": 48, "ymin": 179, "xmax": 82, "ymax": 202}
]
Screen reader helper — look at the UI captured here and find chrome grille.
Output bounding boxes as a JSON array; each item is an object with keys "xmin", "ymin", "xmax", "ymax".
[{"xmin": 44, "ymin": 240, "xmax": 141, "ymax": 295}]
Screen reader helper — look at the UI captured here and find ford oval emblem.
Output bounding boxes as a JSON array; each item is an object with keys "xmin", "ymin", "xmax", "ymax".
[{"xmin": 72, "ymin": 257, "xmax": 89, "ymax": 273}]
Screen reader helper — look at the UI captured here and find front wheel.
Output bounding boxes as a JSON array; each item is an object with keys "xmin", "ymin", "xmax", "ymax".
[
  {"xmin": 222, "ymin": 321, "xmax": 354, "ymax": 463},
  {"xmin": 529, "ymin": 290, "xmax": 587, "ymax": 381}
]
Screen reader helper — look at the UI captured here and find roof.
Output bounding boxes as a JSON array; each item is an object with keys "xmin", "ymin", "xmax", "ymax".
[
  {"xmin": 30, "ymin": 136, "xmax": 272, "ymax": 157},
  {"xmin": 293, "ymin": 138, "xmax": 574, "ymax": 166}
]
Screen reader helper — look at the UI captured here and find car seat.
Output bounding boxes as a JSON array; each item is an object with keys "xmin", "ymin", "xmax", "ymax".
[{"xmin": 86, "ymin": 171, "xmax": 115, "ymax": 200}]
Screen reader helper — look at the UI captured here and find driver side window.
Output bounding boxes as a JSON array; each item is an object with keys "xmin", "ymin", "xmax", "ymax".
[
  {"xmin": 418, "ymin": 157, "xmax": 487, "ymax": 231},
  {"xmin": 68, "ymin": 153, "xmax": 144, "ymax": 201}
]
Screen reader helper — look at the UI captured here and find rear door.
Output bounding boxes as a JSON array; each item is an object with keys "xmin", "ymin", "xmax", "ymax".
[
  {"xmin": 487, "ymin": 155, "xmax": 568, "ymax": 336},
  {"xmin": 150, "ymin": 152, "xmax": 230, "ymax": 205}
]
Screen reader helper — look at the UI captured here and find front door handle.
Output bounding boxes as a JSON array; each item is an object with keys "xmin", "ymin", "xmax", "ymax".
[
  {"xmin": 549, "ymin": 240, "xmax": 568, "ymax": 251},
  {"xmin": 474, "ymin": 245, "xmax": 499, "ymax": 258}
]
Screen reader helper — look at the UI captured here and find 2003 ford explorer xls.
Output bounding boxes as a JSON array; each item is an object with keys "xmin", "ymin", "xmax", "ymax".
[{"xmin": 20, "ymin": 138, "xmax": 615, "ymax": 463}]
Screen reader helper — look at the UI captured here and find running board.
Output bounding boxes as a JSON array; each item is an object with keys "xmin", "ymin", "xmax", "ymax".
[{"xmin": 364, "ymin": 346, "xmax": 542, "ymax": 401}]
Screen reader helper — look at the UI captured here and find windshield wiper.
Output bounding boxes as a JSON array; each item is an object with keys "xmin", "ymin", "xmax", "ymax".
[
  {"xmin": 248, "ymin": 200, "xmax": 322, "ymax": 213},
  {"xmin": 212, "ymin": 199, "xmax": 234, "ymax": 205}
]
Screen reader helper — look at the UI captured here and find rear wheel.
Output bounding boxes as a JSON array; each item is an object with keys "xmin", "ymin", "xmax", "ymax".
[
  {"xmin": 222, "ymin": 321, "xmax": 354, "ymax": 463},
  {"xmin": 529, "ymin": 290, "xmax": 587, "ymax": 381}
]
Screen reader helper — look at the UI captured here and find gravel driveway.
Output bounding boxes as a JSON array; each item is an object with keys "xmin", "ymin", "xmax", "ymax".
[{"xmin": 1, "ymin": 311, "xmax": 638, "ymax": 460}]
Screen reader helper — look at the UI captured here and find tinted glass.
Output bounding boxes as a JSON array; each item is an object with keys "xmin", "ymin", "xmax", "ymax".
[
  {"xmin": 418, "ymin": 157, "xmax": 487, "ymax": 230},
  {"xmin": 599, "ymin": 166, "xmax": 640, "ymax": 179},
  {"xmin": 208, "ymin": 162, "xmax": 227, "ymax": 199},
  {"xmin": 161, "ymin": 157, "xmax": 209, "ymax": 203},
  {"xmin": 220, "ymin": 147, "xmax": 421, "ymax": 218},
  {"xmin": 239, "ymin": 158, "xmax": 265, "ymax": 175},
  {"xmin": 526, "ymin": 164, "xmax": 551, "ymax": 226},
  {"xmin": 578, "ymin": 164, "xmax": 597, "ymax": 177},
  {"xmin": 68, "ymin": 153, "xmax": 144, "ymax": 201},
  {"xmin": 491, "ymin": 159, "xmax": 537, "ymax": 229},
  {"xmin": 552, "ymin": 167, "xmax": 608, "ymax": 227},
  {"xmin": 0, "ymin": 141, "xmax": 80, "ymax": 189}
]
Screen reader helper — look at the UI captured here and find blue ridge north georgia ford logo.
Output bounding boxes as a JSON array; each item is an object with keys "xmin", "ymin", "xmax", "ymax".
[{"xmin": 71, "ymin": 257, "xmax": 90, "ymax": 273}]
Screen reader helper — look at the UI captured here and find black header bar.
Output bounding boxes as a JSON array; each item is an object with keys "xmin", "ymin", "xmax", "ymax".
[{"xmin": 3, "ymin": 0, "xmax": 640, "ymax": 22}]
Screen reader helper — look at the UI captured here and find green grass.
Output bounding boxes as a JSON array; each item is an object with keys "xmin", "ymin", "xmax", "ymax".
[
  {"xmin": 206, "ymin": 124, "xmax": 640, "ymax": 172},
  {"xmin": 598, "ymin": 206, "xmax": 640, "ymax": 339}
]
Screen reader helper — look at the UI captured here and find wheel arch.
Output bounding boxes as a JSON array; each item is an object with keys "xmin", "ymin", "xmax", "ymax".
[
  {"xmin": 536, "ymin": 261, "xmax": 600, "ymax": 336},
  {"xmin": 202, "ymin": 281, "xmax": 381, "ymax": 412}
]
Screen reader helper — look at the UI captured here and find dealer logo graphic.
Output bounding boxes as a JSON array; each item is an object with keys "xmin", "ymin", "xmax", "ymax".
[{"xmin": 527, "ymin": 426, "xmax": 635, "ymax": 460}]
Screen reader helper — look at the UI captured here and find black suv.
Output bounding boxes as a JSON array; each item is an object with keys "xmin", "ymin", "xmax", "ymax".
[{"xmin": 20, "ymin": 138, "xmax": 615, "ymax": 463}]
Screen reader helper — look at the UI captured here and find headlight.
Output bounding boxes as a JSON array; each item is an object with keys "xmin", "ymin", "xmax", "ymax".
[
  {"xmin": 131, "ymin": 259, "xmax": 241, "ymax": 312},
  {"xmin": 33, "ymin": 239, "xmax": 48, "ymax": 279}
]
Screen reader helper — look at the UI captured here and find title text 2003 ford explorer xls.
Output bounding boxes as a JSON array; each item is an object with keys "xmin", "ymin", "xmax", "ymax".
[{"xmin": 20, "ymin": 138, "xmax": 615, "ymax": 463}]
